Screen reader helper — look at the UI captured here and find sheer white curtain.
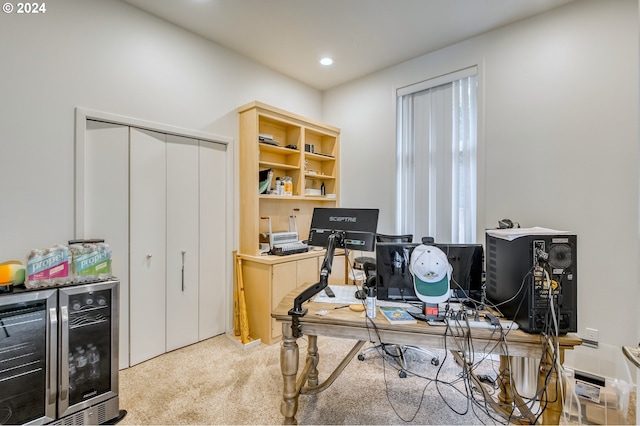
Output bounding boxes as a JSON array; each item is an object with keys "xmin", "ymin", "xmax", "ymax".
[{"xmin": 396, "ymin": 68, "xmax": 477, "ymax": 243}]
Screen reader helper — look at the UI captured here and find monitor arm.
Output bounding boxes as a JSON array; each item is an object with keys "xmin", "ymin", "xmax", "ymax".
[
  {"xmin": 288, "ymin": 231, "xmax": 344, "ymax": 337},
  {"xmin": 319, "ymin": 231, "xmax": 343, "ymax": 282}
]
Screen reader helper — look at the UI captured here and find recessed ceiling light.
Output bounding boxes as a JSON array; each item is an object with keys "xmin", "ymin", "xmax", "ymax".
[{"xmin": 320, "ymin": 57, "xmax": 334, "ymax": 66}]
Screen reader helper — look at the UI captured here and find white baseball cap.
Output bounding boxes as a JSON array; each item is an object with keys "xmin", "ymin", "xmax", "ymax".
[{"xmin": 410, "ymin": 245, "xmax": 451, "ymax": 303}]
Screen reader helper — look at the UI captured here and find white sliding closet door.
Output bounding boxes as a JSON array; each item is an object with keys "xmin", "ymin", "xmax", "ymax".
[
  {"xmin": 79, "ymin": 111, "xmax": 230, "ymax": 368},
  {"xmin": 129, "ymin": 128, "xmax": 167, "ymax": 366},
  {"xmin": 84, "ymin": 120, "xmax": 130, "ymax": 370},
  {"xmin": 166, "ymin": 135, "xmax": 200, "ymax": 351},
  {"xmin": 199, "ymin": 141, "xmax": 227, "ymax": 339}
]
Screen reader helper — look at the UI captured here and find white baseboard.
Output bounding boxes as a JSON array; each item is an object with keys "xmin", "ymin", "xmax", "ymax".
[{"xmin": 226, "ymin": 331, "xmax": 262, "ymax": 349}]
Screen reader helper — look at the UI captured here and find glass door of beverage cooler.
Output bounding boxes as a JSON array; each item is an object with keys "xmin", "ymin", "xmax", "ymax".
[
  {"xmin": 58, "ymin": 280, "xmax": 119, "ymax": 418},
  {"xmin": 0, "ymin": 289, "xmax": 57, "ymax": 425}
]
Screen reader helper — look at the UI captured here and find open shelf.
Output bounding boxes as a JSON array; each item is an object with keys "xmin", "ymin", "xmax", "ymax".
[{"xmin": 239, "ymin": 101, "xmax": 340, "ymax": 256}]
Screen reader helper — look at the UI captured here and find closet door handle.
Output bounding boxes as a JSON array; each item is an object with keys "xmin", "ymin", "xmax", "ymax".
[{"xmin": 181, "ymin": 250, "xmax": 186, "ymax": 291}]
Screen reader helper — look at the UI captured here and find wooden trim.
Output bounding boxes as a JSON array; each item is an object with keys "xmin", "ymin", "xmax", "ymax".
[{"xmin": 238, "ymin": 101, "xmax": 340, "ymax": 134}]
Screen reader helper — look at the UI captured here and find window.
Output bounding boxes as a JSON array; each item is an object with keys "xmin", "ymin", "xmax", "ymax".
[{"xmin": 396, "ymin": 67, "xmax": 478, "ymax": 243}]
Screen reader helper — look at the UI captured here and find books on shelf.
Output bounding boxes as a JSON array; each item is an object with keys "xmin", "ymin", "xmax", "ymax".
[{"xmin": 379, "ymin": 306, "xmax": 417, "ymax": 324}]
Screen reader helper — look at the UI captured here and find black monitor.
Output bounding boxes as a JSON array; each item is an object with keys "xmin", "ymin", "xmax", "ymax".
[
  {"xmin": 289, "ymin": 208, "xmax": 379, "ymax": 320},
  {"xmin": 375, "ymin": 242, "xmax": 420, "ymax": 302},
  {"xmin": 436, "ymin": 243, "xmax": 484, "ymax": 300},
  {"xmin": 375, "ymin": 242, "xmax": 484, "ymax": 302},
  {"xmin": 308, "ymin": 208, "xmax": 379, "ymax": 252}
]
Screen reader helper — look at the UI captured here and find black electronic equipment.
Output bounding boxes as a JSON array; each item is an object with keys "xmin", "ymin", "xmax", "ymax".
[
  {"xmin": 485, "ymin": 232, "xmax": 577, "ymax": 334},
  {"xmin": 376, "ymin": 242, "xmax": 485, "ymax": 303},
  {"xmin": 308, "ymin": 208, "xmax": 379, "ymax": 251},
  {"xmin": 375, "ymin": 242, "xmax": 420, "ymax": 302},
  {"xmin": 498, "ymin": 218, "xmax": 519, "ymax": 229},
  {"xmin": 436, "ymin": 243, "xmax": 484, "ymax": 300},
  {"xmin": 289, "ymin": 208, "xmax": 379, "ymax": 326},
  {"xmin": 270, "ymin": 241, "xmax": 309, "ymax": 256}
]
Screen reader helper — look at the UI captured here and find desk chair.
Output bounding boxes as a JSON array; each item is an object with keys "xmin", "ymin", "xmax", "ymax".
[
  {"xmin": 353, "ymin": 234, "xmax": 410, "ymax": 288},
  {"xmin": 352, "ymin": 233, "xmax": 410, "ymax": 295},
  {"xmin": 353, "ymin": 261, "xmax": 376, "ymax": 300},
  {"xmin": 357, "ymin": 234, "xmax": 440, "ymax": 377},
  {"xmin": 375, "ymin": 233, "xmax": 413, "ymax": 243}
]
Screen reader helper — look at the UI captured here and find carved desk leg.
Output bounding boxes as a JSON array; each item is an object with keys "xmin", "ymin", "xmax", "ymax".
[
  {"xmin": 307, "ymin": 335, "xmax": 319, "ymax": 387},
  {"xmin": 498, "ymin": 355, "xmax": 514, "ymax": 408},
  {"xmin": 541, "ymin": 345, "xmax": 565, "ymax": 425},
  {"xmin": 280, "ymin": 323, "xmax": 299, "ymax": 425}
]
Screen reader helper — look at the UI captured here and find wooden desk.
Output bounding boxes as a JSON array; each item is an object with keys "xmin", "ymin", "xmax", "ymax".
[{"xmin": 272, "ymin": 286, "xmax": 582, "ymax": 425}]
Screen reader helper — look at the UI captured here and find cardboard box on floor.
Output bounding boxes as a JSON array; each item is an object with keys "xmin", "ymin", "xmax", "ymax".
[
  {"xmin": 564, "ymin": 376, "xmax": 631, "ymax": 424},
  {"xmin": 563, "ymin": 344, "xmax": 636, "ymax": 425},
  {"xmin": 585, "ymin": 404, "xmax": 626, "ymax": 425}
]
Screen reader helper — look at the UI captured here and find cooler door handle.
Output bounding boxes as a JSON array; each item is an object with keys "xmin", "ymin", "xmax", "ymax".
[
  {"xmin": 59, "ymin": 306, "xmax": 69, "ymax": 403},
  {"xmin": 48, "ymin": 307, "xmax": 58, "ymax": 403}
]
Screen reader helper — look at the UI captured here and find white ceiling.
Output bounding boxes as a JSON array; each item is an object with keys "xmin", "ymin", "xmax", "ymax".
[{"xmin": 121, "ymin": 0, "xmax": 576, "ymax": 91}]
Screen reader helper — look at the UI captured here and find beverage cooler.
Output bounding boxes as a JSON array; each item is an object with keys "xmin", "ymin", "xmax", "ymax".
[{"xmin": 0, "ymin": 280, "xmax": 119, "ymax": 425}]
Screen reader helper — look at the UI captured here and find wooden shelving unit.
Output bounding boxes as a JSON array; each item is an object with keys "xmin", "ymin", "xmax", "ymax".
[
  {"xmin": 238, "ymin": 101, "xmax": 340, "ymax": 256},
  {"xmin": 237, "ymin": 101, "xmax": 345, "ymax": 344}
]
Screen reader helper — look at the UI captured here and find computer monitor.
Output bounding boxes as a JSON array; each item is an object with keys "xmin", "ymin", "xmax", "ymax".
[
  {"xmin": 308, "ymin": 208, "xmax": 379, "ymax": 252},
  {"xmin": 376, "ymin": 242, "xmax": 484, "ymax": 302},
  {"xmin": 375, "ymin": 242, "xmax": 420, "ymax": 302},
  {"xmin": 435, "ymin": 243, "xmax": 484, "ymax": 300},
  {"xmin": 289, "ymin": 208, "xmax": 379, "ymax": 318}
]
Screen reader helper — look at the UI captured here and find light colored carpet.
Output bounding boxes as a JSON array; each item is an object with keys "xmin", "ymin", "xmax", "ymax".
[
  {"xmin": 118, "ymin": 334, "xmax": 503, "ymax": 424},
  {"xmin": 117, "ymin": 333, "xmax": 631, "ymax": 425}
]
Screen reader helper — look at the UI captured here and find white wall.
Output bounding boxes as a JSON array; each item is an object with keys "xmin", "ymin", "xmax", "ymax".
[
  {"xmin": 1, "ymin": 0, "xmax": 638, "ymax": 383},
  {"xmin": 0, "ymin": 0, "xmax": 322, "ymax": 262},
  {"xmin": 324, "ymin": 0, "xmax": 639, "ymax": 375}
]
